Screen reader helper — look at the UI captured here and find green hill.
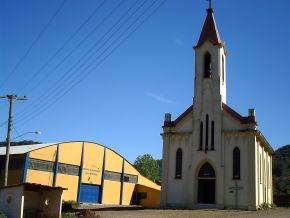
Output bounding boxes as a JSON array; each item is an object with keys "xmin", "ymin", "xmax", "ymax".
[{"xmin": 273, "ymin": 144, "xmax": 290, "ymax": 195}]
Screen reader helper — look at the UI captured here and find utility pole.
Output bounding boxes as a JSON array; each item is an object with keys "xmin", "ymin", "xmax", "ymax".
[{"xmin": 0, "ymin": 95, "xmax": 27, "ymax": 186}]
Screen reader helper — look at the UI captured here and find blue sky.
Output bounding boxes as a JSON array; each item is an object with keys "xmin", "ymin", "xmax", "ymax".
[{"xmin": 0, "ymin": 0, "xmax": 290, "ymax": 163}]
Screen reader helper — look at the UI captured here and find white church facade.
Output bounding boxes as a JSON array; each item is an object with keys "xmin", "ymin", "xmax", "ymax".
[{"xmin": 161, "ymin": 5, "xmax": 273, "ymax": 210}]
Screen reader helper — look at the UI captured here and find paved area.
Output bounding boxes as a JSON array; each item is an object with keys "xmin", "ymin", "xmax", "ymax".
[{"xmin": 91, "ymin": 208, "xmax": 290, "ymax": 218}]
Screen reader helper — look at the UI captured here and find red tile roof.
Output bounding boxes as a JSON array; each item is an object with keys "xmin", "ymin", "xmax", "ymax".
[
  {"xmin": 222, "ymin": 103, "xmax": 256, "ymax": 124},
  {"xmin": 196, "ymin": 8, "xmax": 222, "ymax": 47}
]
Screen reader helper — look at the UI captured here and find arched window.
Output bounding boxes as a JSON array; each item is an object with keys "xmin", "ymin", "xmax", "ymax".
[
  {"xmin": 204, "ymin": 52, "xmax": 212, "ymax": 78},
  {"xmin": 199, "ymin": 122, "xmax": 203, "ymax": 150},
  {"xmin": 205, "ymin": 114, "xmax": 209, "ymax": 150},
  {"xmin": 198, "ymin": 162, "xmax": 215, "ymax": 178},
  {"xmin": 233, "ymin": 147, "xmax": 240, "ymax": 179},
  {"xmin": 211, "ymin": 121, "xmax": 214, "ymax": 150},
  {"xmin": 175, "ymin": 148, "xmax": 182, "ymax": 179}
]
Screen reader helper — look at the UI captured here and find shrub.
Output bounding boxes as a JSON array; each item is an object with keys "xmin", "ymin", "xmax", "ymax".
[
  {"xmin": 260, "ymin": 202, "xmax": 276, "ymax": 210},
  {"xmin": 0, "ymin": 212, "xmax": 7, "ymax": 218},
  {"xmin": 62, "ymin": 212, "xmax": 77, "ymax": 218}
]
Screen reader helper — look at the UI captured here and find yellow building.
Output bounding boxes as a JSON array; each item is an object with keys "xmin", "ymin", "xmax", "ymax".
[{"xmin": 0, "ymin": 141, "xmax": 160, "ymax": 207}]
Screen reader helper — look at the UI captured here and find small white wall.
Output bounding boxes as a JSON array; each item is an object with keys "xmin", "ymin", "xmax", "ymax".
[
  {"xmin": 0, "ymin": 186, "xmax": 24, "ymax": 218},
  {"xmin": 40, "ymin": 190, "xmax": 63, "ymax": 217},
  {"xmin": 0, "ymin": 185, "xmax": 63, "ymax": 218},
  {"xmin": 24, "ymin": 189, "xmax": 63, "ymax": 218}
]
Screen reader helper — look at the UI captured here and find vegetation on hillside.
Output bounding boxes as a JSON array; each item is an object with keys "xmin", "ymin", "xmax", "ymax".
[{"xmin": 273, "ymin": 144, "xmax": 290, "ymax": 195}]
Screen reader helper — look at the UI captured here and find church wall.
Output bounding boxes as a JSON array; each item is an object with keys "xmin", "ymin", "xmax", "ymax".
[
  {"xmin": 256, "ymin": 139, "xmax": 273, "ymax": 206},
  {"xmin": 222, "ymin": 111, "xmax": 247, "ymax": 131},
  {"xmin": 166, "ymin": 136, "xmax": 191, "ymax": 207},
  {"xmin": 223, "ymin": 133, "xmax": 255, "ymax": 209},
  {"xmin": 192, "ymin": 41, "xmax": 226, "ymax": 208},
  {"xmin": 161, "ymin": 136, "xmax": 170, "ymax": 207},
  {"xmin": 174, "ymin": 115, "xmax": 192, "ymax": 133},
  {"xmin": 248, "ymin": 135, "xmax": 258, "ymax": 210},
  {"xmin": 219, "ymin": 49, "xmax": 226, "ymax": 103},
  {"xmin": 190, "ymin": 150, "xmax": 224, "ymax": 208}
]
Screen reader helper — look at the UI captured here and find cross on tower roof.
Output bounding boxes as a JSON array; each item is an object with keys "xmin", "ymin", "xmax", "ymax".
[
  {"xmin": 196, "ymin": 0, "xmax": 222, "ymax": 48},
  {"xmin": 207, "ymin": 0, "xmax": 212, "ymax": 9}
]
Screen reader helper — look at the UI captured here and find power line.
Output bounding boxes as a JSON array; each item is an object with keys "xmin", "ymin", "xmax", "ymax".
[
  {"xmin": 12, "ymin": 125, "xmax": 23, "ymax": 141},
  {"xmin": 14, "ymin": 0, "xmax": 167, "ymax": 127},
  {"xmin": 16, "ymin": 0, "xmax": 107, "ymax": 95},
  {"xmin": 28, "ymin": 0, "xmax": 145, "ymax": 103},
  {"xmin": 22, "ymin": 0, "xmax": 125, "ymax": 97},
  {"xmin": 10, "ymin": 0, "xmax": 144, "ymax": 120},
  {"xmin": 0, "ymin": 0, "xmax": 68, "ymax": 90},
  {"xmin": 10, "ymin": 0, "xmax": 166, "ymax": 127},
  {"xmin": 0, "ymin": 95, "xmax": 28, "ymax": 186},
  {"xmin": 0, "ymin": 0, "xmax": 126, "ymax": 128}
]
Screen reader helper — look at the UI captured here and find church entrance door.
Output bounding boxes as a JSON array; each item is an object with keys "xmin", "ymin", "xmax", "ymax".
[{"xmin": 197, "ymin": 162, "xmax": 215, "ymax": 204}]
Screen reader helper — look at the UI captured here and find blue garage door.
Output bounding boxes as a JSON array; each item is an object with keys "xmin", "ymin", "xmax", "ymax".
[{"xmin": 79, "ymin": 184, "xmax": 100, "ymax": 204}]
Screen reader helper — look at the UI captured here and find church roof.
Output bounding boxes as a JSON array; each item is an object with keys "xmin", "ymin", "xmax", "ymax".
[
  {"xmin": 163, "ymin": 103, "xmax": 256, "ymax": 128},
  {"xmin": 222, "ymin": 103, "xmax": 256, "ymax": 124},
  {"xmin": 196, "ymin": 8, "xmax": 222, "ymax": 47},
  {"xmin": 163, "ymin": 105, "xmax": 193, "ymax": 127}
]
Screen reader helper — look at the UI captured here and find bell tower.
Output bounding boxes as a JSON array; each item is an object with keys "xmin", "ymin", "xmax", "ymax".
[
  {"xmin": 192, "ymin": 4, "xmax": 226, "ymax": 151},
  {"xmin": 194, "ymin": 6, "xmax": 226, "ymax": 106}
]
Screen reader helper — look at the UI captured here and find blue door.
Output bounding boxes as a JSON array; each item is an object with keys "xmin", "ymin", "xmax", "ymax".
[{"xmin": 79, "ymin": 184, "xmax": 100, "ymax": 203}]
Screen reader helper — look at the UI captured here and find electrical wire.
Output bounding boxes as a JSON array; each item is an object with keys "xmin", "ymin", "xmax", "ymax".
[
  {"xmin": 15, "ymin": 0, "xmax": 167, "ymax": 127},
  {"xmin": 16, "ymin": 0, "xmax": 107, "ymax": 95},
  {"xmin": 0, "ymin": 0, "xmax": 68, "ymax": 90},
  {"xmin": 0, "ymin": 0, "xmax": 126, "ymax": 127},
  {"xmin": 11, "ymin": 0, "xmax": 145, "ymax": 120}
]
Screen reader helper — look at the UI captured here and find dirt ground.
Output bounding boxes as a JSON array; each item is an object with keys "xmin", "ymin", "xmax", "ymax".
[{"xmin": 90, "ymin": 208, "xmax": 290, "ymax": 218}]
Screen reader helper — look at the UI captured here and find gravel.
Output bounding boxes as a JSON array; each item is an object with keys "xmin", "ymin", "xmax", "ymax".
[{"xmin": 92, "ymin": 208, "xmax": 290, "ymax": 218}]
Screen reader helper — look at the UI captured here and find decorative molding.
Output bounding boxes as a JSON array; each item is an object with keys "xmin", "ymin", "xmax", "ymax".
[{"xmin": 223, "ymin": 130, "xmax": 273, "ymax": 154}]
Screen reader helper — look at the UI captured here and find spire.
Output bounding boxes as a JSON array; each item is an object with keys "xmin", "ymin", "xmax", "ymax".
[{"xmin": 196, "ymin": 5, "xmax": 222, "ymax": 47}]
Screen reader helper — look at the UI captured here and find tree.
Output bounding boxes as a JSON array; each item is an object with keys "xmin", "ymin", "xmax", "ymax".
[
  {"xmin": 0, "ymin": 140, "xmax": 41, "ymax": 147},
  {"xmin": 134, "ymin": 154, "xmax": 160, "ymax": 182},
  {"xmin": 273, "ymin": 144, "xmax": 290, "ymax": 195}
]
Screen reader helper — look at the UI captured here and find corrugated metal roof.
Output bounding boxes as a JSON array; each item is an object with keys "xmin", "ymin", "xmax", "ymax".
[
  {"xmin": 0, "ymin": 182, "xmax": 67, "ymax": 190},
  {"xmin": 0, "ymin": 143, "xmax": 58, "ymax": 155}
]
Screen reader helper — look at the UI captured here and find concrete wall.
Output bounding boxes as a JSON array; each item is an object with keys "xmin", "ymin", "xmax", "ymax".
[
  {"xmin": 0, "ymin": 185, "xmax": 24, "ymax": 218},
  {"xmin": 135, "ymin": 185, "xmax": 161, "ymax": 208},
  {"xmin": 103, "ymin": 180, "xmax": 121, "ymax": 204},
  {"xmin": 0, "ymin": 185, "xmax": 63, "ymax": 218},
  {"xmin": 24, "ymin": 189, "xmax": 63, "ymax": 218},
  {"xmin": 166, "ymin": 135, "xmax": 192, "ymax": 207},
  {"xmin": 82, "ymin": 142, "xmax": 104, "ymax": 185},
  {"xmin": 223, "ymin": 132, "xmax": 255, "ymax": 210},
  {"xmin": 256, "ymin": 139, "xmax": 273, "ymax": 207}
]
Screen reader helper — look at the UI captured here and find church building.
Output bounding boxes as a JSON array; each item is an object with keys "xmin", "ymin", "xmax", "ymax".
[{"xmin": 161, "ymin": 4, "xmax": 273, "ymax": 210}]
